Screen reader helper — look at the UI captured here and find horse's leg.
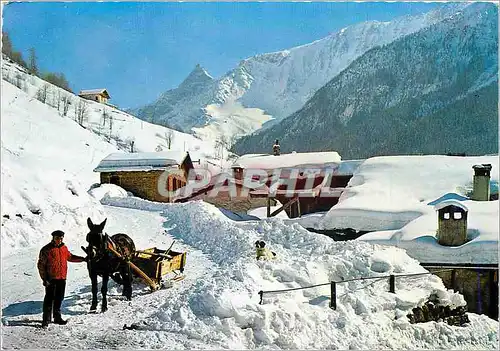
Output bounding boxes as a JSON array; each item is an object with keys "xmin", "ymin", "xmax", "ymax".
[
  {"xmin": 90, "ymin": 273, "xmax": 98, "ymax": 311},
  {"xmin": 101, "ymin": 273, "xmax": 109, "ymax": 313},
  {"xmin": 123, "ymin": 263, "xmax": 132, "ymax": 301}
]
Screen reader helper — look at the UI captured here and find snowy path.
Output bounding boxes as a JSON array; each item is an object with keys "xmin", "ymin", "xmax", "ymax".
[
  {"xmin": 2, "ymin": 201, "xmax": 498, "ymax": 349},
  {"xmin": 1, "ymin": 206, "xmax": 216, "ymax": 349}
]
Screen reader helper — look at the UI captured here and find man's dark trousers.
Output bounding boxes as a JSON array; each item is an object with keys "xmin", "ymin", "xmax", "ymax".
[{"xmin": 43, "ymin": 279, "xmax": 66, "ymax": 323}]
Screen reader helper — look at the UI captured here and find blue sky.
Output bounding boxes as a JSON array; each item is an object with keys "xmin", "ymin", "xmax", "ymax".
[{"xmin": 3, "ymin": 2, "xmax": 441, "ymax": 109}]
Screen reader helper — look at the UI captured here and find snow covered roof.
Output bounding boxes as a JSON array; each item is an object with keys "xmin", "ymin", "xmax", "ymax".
[
  {"xmin": 336, "ymin": 159, "xmax": 365, "ymax": 176},
  {"xmin": 231, "ymin": 151, "xmax": 341, "ymax": 170},
  {"xmin": 78, "ymin": 89, "xmax": 110, "ymax": 98},
  {"xmin": 316, "ymin": 155, "xmax": 499, "ymax": 265},
  {"xmin": 434, "ymin": 199, "xmax": 469, "ymax": 212},
  {"xmin": 427, "ymin": 192, "xmax": 469, "ymax": 206},
  {"xmin": 94, "ymin": 151, "xmax": 188, "ymax": 172}
]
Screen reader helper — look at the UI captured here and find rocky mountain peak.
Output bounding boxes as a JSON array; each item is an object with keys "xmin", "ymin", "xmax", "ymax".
[{"xmin": 180, "ymin": 64, "xmax": 213, "ymax": 88}]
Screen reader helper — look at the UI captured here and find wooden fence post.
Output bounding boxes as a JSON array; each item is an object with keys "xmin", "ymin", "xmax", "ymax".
[
  {"xmin": 389, "ymin": 275, "xmax": 395, "ymax": 293},
  {"xmin": 330, "ymin": 281, "xmax": 337, "ymax": 310}
]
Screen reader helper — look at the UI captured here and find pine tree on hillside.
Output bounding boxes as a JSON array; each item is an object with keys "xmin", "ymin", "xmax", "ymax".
[
  {"xmin": 28, "ymin": 47, "xmax": 39, "ymax": 76},
  {"xmin": 2, "ymin": 32, "xmax": 13, "ymax": 57},
  {"xmin": 2, "ymin": 31, "xmax": 27, "ymax": 68},
  {"xmin": 43, "ymin": 72, "xmax": 72, "ymax": 92}
]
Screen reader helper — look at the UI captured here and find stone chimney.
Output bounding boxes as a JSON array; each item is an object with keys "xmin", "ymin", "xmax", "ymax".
[
  {"xmin": 434, "ymin": 200, "xmax": 468, "ymax": 246},
  {"xmin": 471, "ymin": 164, "xmax": 492, "ymax": 201}
]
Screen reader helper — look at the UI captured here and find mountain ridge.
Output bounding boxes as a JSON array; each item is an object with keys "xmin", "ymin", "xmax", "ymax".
[
  {"xmin": 130, "ymin": 3, "xmax": 470, "ymax": 141},
  {"xmin": 232, "ymin": 3, "xmax": 498, "ymax": 159}
]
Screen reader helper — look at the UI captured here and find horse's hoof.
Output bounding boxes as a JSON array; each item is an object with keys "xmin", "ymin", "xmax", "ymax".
[{"xmin": 101, "ymin": 306, "xmax": 108, "ymax": 313}]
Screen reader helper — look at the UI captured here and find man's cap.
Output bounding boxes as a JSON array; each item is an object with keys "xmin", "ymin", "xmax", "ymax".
[{"xmin": 51, "ymin": 230, "xmax": 65, "ymax": 237}]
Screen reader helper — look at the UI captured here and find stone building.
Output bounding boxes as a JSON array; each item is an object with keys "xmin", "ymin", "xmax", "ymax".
[{"xmin": 94, "ymin": 151, "xmax": 194, "ymax": 202}]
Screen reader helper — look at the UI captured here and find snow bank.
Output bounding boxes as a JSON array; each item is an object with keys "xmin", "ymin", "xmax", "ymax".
[
  {"xmin": 96, "ymin": 197, "xmax": 498, "ymax": 349},
  {"xmin": 88, "ymin": 183, "xmax": 129, "ymax": 202}
]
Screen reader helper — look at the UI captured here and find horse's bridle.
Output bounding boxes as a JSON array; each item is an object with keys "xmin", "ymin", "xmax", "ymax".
[{"xmin": 86, "ymin": 231, "xmax": 110, "ymax": 261}]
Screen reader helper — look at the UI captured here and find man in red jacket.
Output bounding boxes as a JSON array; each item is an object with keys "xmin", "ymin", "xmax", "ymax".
[{"xmin": 37, "ymin": 230, "xmax": 86, "ymax": 328}]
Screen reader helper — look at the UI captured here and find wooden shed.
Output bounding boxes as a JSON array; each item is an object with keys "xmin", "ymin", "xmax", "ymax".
[
  {"xmin": 79, "ymin": 89, "xmax": 111, "ymax": 104},
  {"xmin": 94, "ymin": 151, "xmax": 194, "ymax": 202}
]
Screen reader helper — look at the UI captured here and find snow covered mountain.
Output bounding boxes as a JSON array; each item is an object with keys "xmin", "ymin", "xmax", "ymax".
[
  {"xmin": 131, "ymin": 3, "xmax": 471, "ymax": 142},
  {"xmin": 234, "ymin": 2, "xmax": 498, "ymax": 159}
]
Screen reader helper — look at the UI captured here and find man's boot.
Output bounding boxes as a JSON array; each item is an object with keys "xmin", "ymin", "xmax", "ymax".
[
  {"xmin": 53, "ymin": 311, "xmax": 67, "ymax": 325},
  {"xmin": 42, "ymin": 306, "xmax": 52, "ymax": 328}
]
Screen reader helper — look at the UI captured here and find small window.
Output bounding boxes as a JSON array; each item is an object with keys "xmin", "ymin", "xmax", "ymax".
[
  {"xmin": 453, "ymin": 212, "xmax": 462, "ymax": 220},
  {"xmin": 444, "ymin": 213, "xmax": 450, "ymax": 220}
]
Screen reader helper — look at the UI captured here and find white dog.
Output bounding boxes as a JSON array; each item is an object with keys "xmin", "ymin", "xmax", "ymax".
[{"xmin": 255, "ymin": 240, "xmax": 276, "ymax": 260}]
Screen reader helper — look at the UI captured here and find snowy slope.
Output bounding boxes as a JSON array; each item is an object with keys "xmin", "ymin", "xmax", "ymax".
[
  {"xmin": 1, "ymin": 80, "xmax": 116, "ymax": 254},
  {"xmin": 1, "ymin": 57, "xmax": 230, "ymax": 170},
  {"xmin": 132, "ymin": 3, "xmax": 471, "ymax": 142},
  {"xmin": 0, "ymin": 57, "xmax": 233, "ymax": 254}
]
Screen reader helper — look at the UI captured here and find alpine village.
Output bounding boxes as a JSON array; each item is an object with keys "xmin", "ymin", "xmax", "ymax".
[{"xmin": 1, "ymin": 2, "xmax": 498, "ymax": 350}]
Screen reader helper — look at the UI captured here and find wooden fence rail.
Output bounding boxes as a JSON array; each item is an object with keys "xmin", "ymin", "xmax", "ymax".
[{"xmin": 258, "ymin": 269, "xmax": 454, "ymax": 310}]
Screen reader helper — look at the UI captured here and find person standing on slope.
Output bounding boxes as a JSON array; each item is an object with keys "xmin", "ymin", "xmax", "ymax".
[{"xmin": 37, "ymin": 230, "xmax": 86, "ymax": 328}]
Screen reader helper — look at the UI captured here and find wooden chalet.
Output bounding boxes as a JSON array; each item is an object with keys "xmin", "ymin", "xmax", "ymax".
[
  {"xmin": 94, "ymin": 151, "xmax": 194, "ymax": 202},
  {"xmin": 79, "ymin": 89, "xmax": 111, "ymax": 104},
  {"xmin": 175, "ymin": 152, "xmax": 364, "ymax": 218}
]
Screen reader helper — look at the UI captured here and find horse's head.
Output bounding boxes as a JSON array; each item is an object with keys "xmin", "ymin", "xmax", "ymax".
[{"xmin": 86, "ymin": 217, "xmax": 108, "ymax": 260}]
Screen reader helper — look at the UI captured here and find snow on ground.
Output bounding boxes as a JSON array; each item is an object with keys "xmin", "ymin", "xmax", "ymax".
[
  {"xmin": 1, "ymin": 80, "xmax": 116, "ymax": 254},
  {"xmin": 317, "ymin": 155, "xmax": 499, "ymax": 264},
  {"xmin": 1, "ymin": 205, "xmax": 216, "ymax": 349},
  {"xmin": 6, "ymin": 195, "xmax": 496, "ymax": 349}
]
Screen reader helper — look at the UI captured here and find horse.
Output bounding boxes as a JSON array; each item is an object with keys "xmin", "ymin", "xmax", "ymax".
[{"xmin": 84, "ymin": 218, "xmax": 136, "ymax": 313}]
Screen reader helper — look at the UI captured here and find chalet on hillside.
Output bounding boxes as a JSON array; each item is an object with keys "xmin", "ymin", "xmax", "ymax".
[
  {"xmin": 175, "ymin": 152, "xmax": 364, "ymax": 217},
  {"xmin": 94, "ymin": 151, "xmax": 194, "ymax": 202},
  {"xmin": 78, "ymin": 89, "xmax": 111, "ymax": 104}
]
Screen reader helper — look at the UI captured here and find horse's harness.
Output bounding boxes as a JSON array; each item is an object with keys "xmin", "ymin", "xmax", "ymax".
[{"xmin": 86, "ymin": 232, "xmax": 128, "ymax": 263}]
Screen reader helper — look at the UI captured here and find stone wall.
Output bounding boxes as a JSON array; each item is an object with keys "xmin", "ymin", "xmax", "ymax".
[
  {"xmin": 407, "ymin": 301, "xmax": 470, "ymax": 326},
  {"xmin": 100, "ymin": 170, "xmax": 186, "ymax": 203},
  {"xmin": 432, "ymin": 268, "xmax": 498, "ymax": 319}
]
